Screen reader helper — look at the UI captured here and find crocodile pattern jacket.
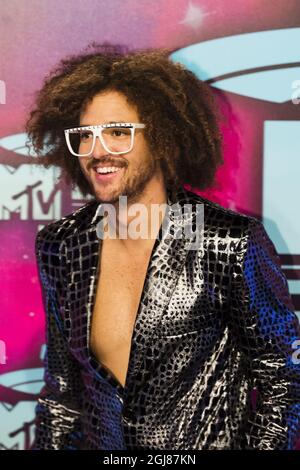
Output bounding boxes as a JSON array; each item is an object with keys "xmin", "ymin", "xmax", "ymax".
[{"xmin": 33, "ymin": 186, "xmax": 300, "ymax": 450}]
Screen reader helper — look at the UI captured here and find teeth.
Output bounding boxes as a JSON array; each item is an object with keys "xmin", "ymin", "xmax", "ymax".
[{"xmin": 96, "ymin": 166, "xmax": 121, "ymax": 174}]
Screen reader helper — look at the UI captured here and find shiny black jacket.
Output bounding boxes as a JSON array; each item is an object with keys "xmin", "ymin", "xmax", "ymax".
[{"xmin": 33, "ymin": 186, "xmax": 300, "ymax": 450}]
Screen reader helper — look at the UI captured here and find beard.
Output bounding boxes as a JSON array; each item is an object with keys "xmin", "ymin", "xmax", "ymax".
[{"xmin": 92, "ymin": 154, "xmax": 159, "ymax": 205}]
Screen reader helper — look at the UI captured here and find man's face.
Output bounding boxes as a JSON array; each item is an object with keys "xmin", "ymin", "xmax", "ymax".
[{"xmin": 78, "ymin": 89, "xmax": 161, "ymax": 204}]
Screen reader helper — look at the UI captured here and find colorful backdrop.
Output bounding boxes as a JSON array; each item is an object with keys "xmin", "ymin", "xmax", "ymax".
[{"xmin": 0, "ymin": 0, "xmax": 299, "ymax": 450}]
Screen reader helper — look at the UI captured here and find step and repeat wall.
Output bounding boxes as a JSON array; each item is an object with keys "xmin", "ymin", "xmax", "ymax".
[{"xmin": 0, "ymin": 0, "xmax": 299, "ymax": 450}]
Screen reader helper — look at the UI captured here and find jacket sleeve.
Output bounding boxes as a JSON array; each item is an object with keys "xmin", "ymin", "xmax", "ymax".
[
  {"xmin": 32, "ymin": 230, "xmax": 84, "ymax": 450},
  {"xmin": 229, "ymin": 218, "xmax": 300, "ymax": 450}
]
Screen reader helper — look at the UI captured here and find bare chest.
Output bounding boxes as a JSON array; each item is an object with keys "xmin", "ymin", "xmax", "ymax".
[{"xmin": 90, "ymin": 241, "xmax": 152, "ymax": 387}]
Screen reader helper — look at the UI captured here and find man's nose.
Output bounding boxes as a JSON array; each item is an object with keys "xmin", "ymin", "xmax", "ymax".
[{"xmin": 91, "ymin": 134, "xmax": 111, "ymax": 158}]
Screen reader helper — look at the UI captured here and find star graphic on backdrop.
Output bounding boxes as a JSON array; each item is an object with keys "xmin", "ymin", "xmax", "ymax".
[{"xmin": 179, "ymin": 2, "xmax": 214, "ymax": 30}]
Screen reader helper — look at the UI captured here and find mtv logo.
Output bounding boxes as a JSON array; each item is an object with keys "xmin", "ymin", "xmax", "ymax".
[
  {"xmin": 0, "ymin": 163, "xmax": 61, "ymax": 221},
  {"xmin": 0, "ymin": 132, "xmax": 90, "ymax": 220},
  {"xmin": 0, "ymin": 368, "xmax": 44, "ymax": 450},
  {"xmin": 0, "ymin": 132, "xmax": 62, "ymax": 220}
]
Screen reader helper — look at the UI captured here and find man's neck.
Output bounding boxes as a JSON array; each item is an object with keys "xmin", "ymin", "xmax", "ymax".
[{"xmin": 104, "ymin": 181, "xmax": 168, "ymax": 254}]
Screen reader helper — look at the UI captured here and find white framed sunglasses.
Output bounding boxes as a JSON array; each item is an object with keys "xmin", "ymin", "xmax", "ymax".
[{"xmin": 64, "ymin": 122, "xmax": 146, "ymax": 156}]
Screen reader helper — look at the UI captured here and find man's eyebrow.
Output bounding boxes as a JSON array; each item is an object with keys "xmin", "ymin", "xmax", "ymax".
[{"xmin": 79, "ymin": 120, "xmax": 129, "ymax": 126}]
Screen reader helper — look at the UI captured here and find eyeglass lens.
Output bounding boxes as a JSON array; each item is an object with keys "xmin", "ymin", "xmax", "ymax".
[{"xmin": 68, "ymin": 126, "xmax": 133, "ymax": 155}]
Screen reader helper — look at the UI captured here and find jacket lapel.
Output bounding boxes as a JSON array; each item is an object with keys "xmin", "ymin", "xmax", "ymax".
[{"xmin": 66, "ymin": 186, "xmax": 199, "ymax": 399}]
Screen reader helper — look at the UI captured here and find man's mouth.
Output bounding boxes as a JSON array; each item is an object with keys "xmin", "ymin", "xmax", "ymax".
[
  {"xmin": 92, "ymin": 164, "xmax": 125, "ymax": 182},
  {"xmin": 95, "ymin": 166, "xmax": 121, "ymax": 174}
]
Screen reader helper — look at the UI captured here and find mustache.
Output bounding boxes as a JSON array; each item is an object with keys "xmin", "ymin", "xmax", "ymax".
[{"xmin": 89, "ymin": 157, "xmax": 128, "ymax": 169}]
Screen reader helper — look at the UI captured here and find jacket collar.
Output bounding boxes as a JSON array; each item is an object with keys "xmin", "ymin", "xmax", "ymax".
[{"xmin": 67, "ymin": 185, "xmax": 200, "ymax": 402}]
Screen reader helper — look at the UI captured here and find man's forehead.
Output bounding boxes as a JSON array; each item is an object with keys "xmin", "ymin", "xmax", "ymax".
[{"xmin": 79, "ymin": 91, "xmax": 140, "ymax": 124}]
